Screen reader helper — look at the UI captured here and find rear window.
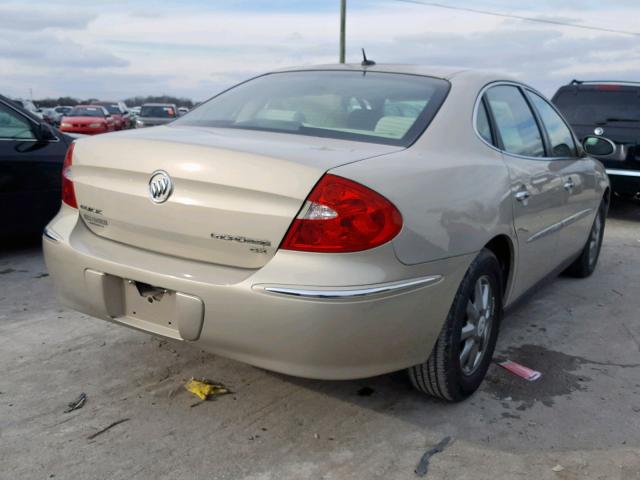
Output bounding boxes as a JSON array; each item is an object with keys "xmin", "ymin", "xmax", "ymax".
[
  {"xmin": 174, "ymin": 71, "xmax": 450, "ymax": 146},
  {"xmin": 554, "ymin": 88, "xmax": 640, "ymax": 125},
  {"xmin": 69, "ymin": 107, "xmax": 106, "ymax": 117},
  {"xmin": 141, "ymin": 106, "xmax": 176, "ymax": 118}
]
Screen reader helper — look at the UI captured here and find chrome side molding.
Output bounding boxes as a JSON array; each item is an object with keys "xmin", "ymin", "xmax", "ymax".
[
  {"xmin": 527, "ymin": 208, "xmax": 592, "ymax": 244},
  {"xmin": 255, "ymin": 275, "xmax": 443, "ymax": 300},
  {"xmin": 43, "ymin": 227, "xmax": 62, "ymax": 242}
]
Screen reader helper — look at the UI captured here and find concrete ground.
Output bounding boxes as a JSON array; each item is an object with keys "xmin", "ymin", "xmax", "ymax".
[{"xmin": 1, "ymin": 198, "xmax": 639, "ymax": 480}]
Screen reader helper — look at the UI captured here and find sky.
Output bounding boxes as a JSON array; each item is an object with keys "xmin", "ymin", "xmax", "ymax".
[{"xmin": 1, "ymin": 0, "xmax": 639, "ymax": 102}]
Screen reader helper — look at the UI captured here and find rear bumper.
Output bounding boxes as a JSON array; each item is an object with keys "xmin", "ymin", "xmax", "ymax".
[{"xmin": 43, "ymin": 207, "xmax": 471, "ymax": 380}]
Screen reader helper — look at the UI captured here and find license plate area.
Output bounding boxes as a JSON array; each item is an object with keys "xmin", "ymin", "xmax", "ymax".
[
  {"xmin": 84, "ymin": 269, "xmax": 205, "ymax": 341},
  {"xmin": 124, "ymin": 280, "xmax": 177, "ymax": 331}
]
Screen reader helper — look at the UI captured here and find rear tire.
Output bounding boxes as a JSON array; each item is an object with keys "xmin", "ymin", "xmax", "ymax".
[
  {"xmin": 563, "ymin": 200, "xmax": 606, "ymax": 278},
  {"xmin": 408, "ymin": 249, "xmax": 503, "ymax": 402}
]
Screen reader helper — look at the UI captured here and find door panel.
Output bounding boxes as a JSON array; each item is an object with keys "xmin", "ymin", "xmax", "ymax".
[
  {"xmin": 554, "ymin": 159, "xmax": 599, "ymax": 260},
  {"xmin": 525, "ymin": 90, "xmax": 600, "ymax": 263},
  {"xmin": 503, "ymin": 157, "xmax": 565, "ymax": 298},
  {"xmin": 0, "ymin": 102, "xmax": 66, "ymax": 235},
  {"xmin": 484, "ymin": 85, "xmax": 567, "ymax": 299}
]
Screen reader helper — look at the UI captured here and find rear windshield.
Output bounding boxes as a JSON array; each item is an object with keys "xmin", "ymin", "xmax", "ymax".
[
  {"xmin": 174, "ymin": 71, "xmax": 450, "ymax": 146},
  {"xmin": 554, "ymin": 88, "xmax": 640, "ymax": 125},
  {"xmin": 69, "ymin": 107, "xmax": 106, "ymax": 117},
  {"xmin": 141, "ymin": 106, "xmax": 176, "ymax": 118}
]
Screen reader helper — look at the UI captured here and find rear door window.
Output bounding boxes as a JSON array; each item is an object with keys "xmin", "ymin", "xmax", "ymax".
[
  {"xmin": 485, "ymin": 85, "xmax": 545, "ymax": 157},
  {"xmin": 527, "ymin": 91, "xmax": 577, "ymax": 158}
]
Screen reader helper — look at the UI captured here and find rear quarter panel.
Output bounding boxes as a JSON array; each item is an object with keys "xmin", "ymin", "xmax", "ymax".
[{"xmin": 332, "ymin": 74, "xmax": 515, "ymax": 268}]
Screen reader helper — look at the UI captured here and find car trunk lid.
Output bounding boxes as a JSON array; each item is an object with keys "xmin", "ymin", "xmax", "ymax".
[{"xmin": 71, "ymin": 125, "xmax": 402, "ymax": 268}]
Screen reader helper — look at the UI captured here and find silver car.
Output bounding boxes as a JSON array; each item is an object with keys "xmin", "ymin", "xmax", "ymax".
[
  {"xmin": 43, "ymin": 65, "xmax": 609, "ymax": 401},
  {"xmin": 135, "ymin": 103, "xmax": 178, "ymax": 128}
]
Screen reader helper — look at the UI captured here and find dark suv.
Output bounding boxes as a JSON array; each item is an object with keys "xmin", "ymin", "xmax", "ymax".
[{"xmin": 552, "ymin": 80, "xmax": 640, "ymax": 199}]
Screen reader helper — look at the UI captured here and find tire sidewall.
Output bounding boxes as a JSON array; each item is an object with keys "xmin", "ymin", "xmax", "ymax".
[{"xmin": 446, "ymin": 250, "xmax": 503, "ymax": 398}]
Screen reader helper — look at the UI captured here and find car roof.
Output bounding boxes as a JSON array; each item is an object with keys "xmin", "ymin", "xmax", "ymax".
[
  {"xmin": 564, "ymin": 79, "xmax": 640, "ymax": 87},
  {"xmin": 142, "ymin": 103, "xmax": 175, "ymax": 106},
  {"xmin": 271, "ymin": 63, "xmax": 517, "ymax": 83},
  {"xmin": 266, "ymin": 64, "xmax": 523, "ymax": 95}
]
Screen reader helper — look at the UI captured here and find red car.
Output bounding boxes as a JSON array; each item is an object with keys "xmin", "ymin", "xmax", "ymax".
[
  {"xmin": 95, "ymin": 101, "xmax": 131, "ymax": 130},
  {"xmin": 59, "ymin": 105, "xmax": 116, "ymax": 135}
]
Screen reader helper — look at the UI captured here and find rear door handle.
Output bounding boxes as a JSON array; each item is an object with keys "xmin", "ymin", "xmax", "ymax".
[{"xmin": 515, "ymin": 190, "xmax": 530, "ymax": 205}]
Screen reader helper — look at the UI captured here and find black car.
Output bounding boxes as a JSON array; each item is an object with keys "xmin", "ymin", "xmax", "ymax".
[
  {"xmin": 552, "ymin": 80, "xmax": 640, "ymax": 199},
  {"xmin": 0, "ymin": 94, "xmax": 73, "ymax": 238}
]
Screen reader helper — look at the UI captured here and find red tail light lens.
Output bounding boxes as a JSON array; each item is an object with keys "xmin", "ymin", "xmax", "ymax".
[
  {"xmin": 280, "ymin": 174, "xmax": 402, "ymax": 253},
  {"xmin": 61, "ymin": 142, "xmax": 77, "ymax": 208}
]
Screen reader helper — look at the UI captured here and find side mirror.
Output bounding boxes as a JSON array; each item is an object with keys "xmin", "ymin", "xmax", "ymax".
[
  {"xmin": 35, "ymin": 122, "xmax": 57, "ymax": 141},
  {"xmin": 582, "ymin": 136, "xmax": 616, "ymax": 157}
]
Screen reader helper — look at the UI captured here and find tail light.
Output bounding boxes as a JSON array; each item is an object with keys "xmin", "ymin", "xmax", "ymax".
[
  {"xmin": 280, "ymin": 174, "xmax": 402, "ymax": 253},
  {"xmin": 61, "ymin": 142, "xmax": 77, "ymax": 208}
]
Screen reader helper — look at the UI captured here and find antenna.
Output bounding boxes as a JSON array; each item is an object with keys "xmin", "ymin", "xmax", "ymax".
[{"xmin": 361, "ymin": 48, "xmax": 375, "ymax": 67}]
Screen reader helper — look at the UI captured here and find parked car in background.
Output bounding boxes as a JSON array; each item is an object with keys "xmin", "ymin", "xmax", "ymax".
[
  {"xmin": 41, "ymin": 108, "xmax": 62, "ymax": 127},
  {"xmin": 553, "ymin": 80, "xmax": 640, "ymax": 199},
  {"xmin": 44, "ymin": 65, "xmax": 609, "ymax": 401},
  {"xmin": 59, "ymin": 105, "xmax": 115, "ymax": 135},
  {"xmin": 11, "ymin": 98, "xmax": 43, "ymax": 119},
  {"xmin": 128, "ymin": 106, "xmax": 139, "ymax": 121},
  {"xmin": 95, "ymin": 101, "xmax": 131, "ymax": 130},
  {"xmin": 0, "ymin": 93, "xmax": 73, "ymax": 237},
  {"xmin": 54, "ymin": 105, "xmax": 74, "ymax": 117},
  {"xmin": 178, "ymin": 107, "xmax": 190, "ymax": 116},
  {"xmin": 135, "ymin": 103, "xmax": 178, "ymax": 128}
]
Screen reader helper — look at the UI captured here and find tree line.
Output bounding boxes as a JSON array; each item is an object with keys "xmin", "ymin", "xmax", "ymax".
[{"xmin": 33, "ymin": 95, "xmax": 195, "ymax": 108}]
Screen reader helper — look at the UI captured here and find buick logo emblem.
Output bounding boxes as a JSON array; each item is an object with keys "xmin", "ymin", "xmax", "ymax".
[
  {"xmin": 148, "ymin": 170, "xmax": 173, "ymax": 203},
  {"xmin": 594, "ymin": 127, "xmax": 604, "ymax": 136}
]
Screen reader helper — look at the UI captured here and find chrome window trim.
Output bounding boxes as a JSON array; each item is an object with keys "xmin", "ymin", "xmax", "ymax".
[
  {"xmin": 472, "ymin": 81, "xmax": 580, "ymax": 162},
  {"xmin": 606, "ymin": 169, "xmax": 640, "ymax": 178},
  {"xmin": 254, "ymin": 275, "xmax": 443, "ymax": 300}
]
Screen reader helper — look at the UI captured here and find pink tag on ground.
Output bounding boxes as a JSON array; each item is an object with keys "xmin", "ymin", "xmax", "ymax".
[{"xmin": 497, "ymin": 360, "xmax": 542, "ymax": 381}]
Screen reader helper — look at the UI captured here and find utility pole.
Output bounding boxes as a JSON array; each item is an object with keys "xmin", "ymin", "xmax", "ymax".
[{"xmin": 339, "ymin": 0, "xmax": 346, "ymax": 63}]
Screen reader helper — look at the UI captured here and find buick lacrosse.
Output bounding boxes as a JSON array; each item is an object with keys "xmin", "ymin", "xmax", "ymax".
[{"xmin": 44, "ymin": 65, "xmax": 609, "ymax": 401}]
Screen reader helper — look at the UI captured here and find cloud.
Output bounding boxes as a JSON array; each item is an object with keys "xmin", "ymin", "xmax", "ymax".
[
  {"xmin": 0, "ymin": 32, "xmax": 129, "ymax": 68},
  {"xmin": 0, "ymin": 0, "xmax": 639, "ymax": 100},
  {"xmin": 378, "ymin": 28, "xmax": 639, "ymax": 94},
  {"xmin": 0, "ymin": 5, "xmax": 96, "ymax": 30}
]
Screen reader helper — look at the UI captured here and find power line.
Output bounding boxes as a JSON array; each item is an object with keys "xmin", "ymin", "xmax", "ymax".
[{"xmin": 395, "ymin": 0, "xmax": 640, "ymax": 37}]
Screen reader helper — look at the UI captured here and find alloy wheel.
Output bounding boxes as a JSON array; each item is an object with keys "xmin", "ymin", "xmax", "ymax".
[
  {"xmin": 459, "ymin": 275, "xmax": 495, "ymax": 376},
  {"xmin": 588, "ymin": 211, "xmax": 603, "ymax": 268}
]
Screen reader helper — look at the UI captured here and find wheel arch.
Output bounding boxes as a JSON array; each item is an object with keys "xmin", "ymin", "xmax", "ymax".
[{"xmin": 483, "ymin": 234, "xmax": 515, "ymax": 301}]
